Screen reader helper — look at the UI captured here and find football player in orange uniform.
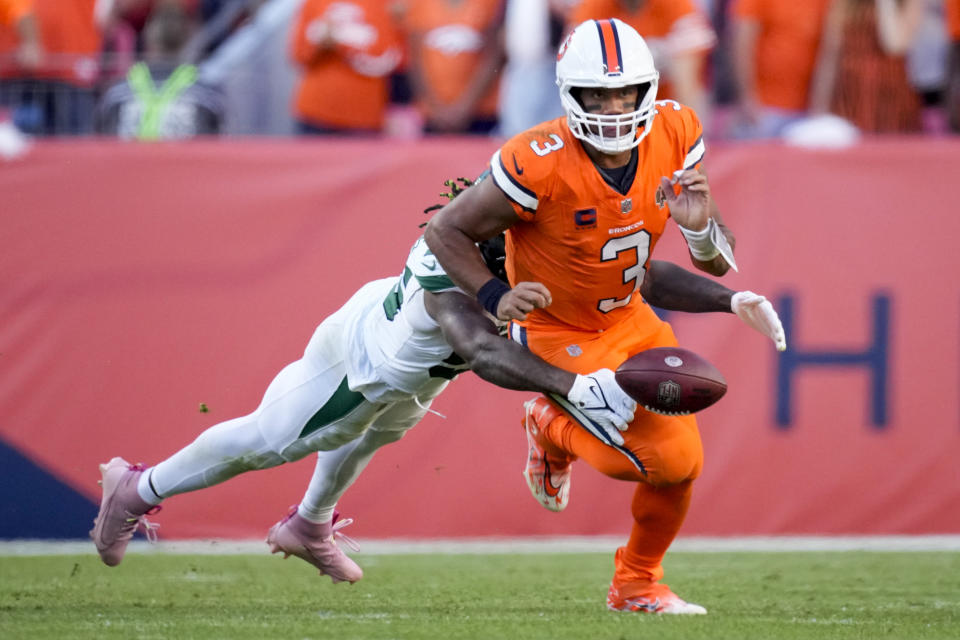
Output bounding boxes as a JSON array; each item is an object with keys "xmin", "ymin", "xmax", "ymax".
[{"xmin": 426, "ymin": 18, "xmax": 780, "ymax": 614}]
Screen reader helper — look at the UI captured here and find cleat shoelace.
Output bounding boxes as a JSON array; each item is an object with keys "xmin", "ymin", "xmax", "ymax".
[
  {"xmin": 277, "ymin": 505, "xmax": 361, "ymax": 552},
  {"xmin": 119, "ymin": 462, "xmax": 162, "ymax": 544},
  {"xmin": 141, "ymin": 507, "xmax": 162, "ymax": 543},
  {"xmin": 116, "ymin": 505, "xmax": 162, "ymax": 544},
  {"xmin": 620, "ymin": 597, "xmax": 663, "ymax": 612},
  {"xmin": 330, "ymin": 515, "xmax": 360, "ymax": 552}
]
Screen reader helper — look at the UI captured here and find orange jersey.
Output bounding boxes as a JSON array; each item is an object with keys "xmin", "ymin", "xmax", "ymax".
[
  {"xmin": 404, "ymin": 0, "xmax": 503, "ymax": 118},
  {"xmin": 0, "ymin": 0, "xmax": 31, "ymax": 26},
  {"xmin": 731, "ymin": 0, "xmax": 831, "ymax": 111},
  {"xmin": 0, "ymin": 0, "xmax": 101, "ymax": 83},
  {"xmin": 490, "ymin": 103, "xmax": 704, "ymax": 333},
  {"xmin": 568, "ymin": 0, "xmax": 713, "ymax": 47},
  {"xmin": 290, "ymin": 0, "xmax": 403, "ymax": 130},
  {"xmin": 947, "ymin": 0, "xmax": 960, "ymax": 40},
  {"xmin": 567, "ymin": 0, "xmax": 716, "ymax": 101}
]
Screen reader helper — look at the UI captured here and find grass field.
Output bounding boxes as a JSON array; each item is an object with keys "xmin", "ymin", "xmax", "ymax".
[{"xmin": 2, "ymin": 551, "xmax": 958, "ymax": 639}]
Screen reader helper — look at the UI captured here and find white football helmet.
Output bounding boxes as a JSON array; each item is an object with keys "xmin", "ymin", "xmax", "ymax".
[{"xmin": 556, "ymin": 19, "xmax": 660, "ymax": 153}]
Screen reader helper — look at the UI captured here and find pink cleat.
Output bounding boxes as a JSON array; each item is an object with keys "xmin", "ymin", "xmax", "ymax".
[
  {"xmin": 266, "ymin": 506, "xmax": 363, "ymax": 584},
  {"xmin": 90, "ymin": 457, "xmax": 161, "ymax": 566}
]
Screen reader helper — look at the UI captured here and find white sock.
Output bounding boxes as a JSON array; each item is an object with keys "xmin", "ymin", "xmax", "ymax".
[
  {"xmin": 297, "ymin": 504, "xmax": 335, "ymax": 524},
  {"xmin": 298, "ymin": 426, "xmax": 406, "ymax": 522},
  {"xmin": 149, "ymin": 415, "xmax": 284, "ymax": 499},
  {"xmin": 136, "ymin": 468, "xmax": 164, "ymax": 506}
]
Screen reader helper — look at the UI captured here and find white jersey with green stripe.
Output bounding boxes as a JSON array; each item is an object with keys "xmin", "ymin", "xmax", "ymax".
[{"xmin": 342, "ymin": 236, "xmax": 468, "ymax": 402}]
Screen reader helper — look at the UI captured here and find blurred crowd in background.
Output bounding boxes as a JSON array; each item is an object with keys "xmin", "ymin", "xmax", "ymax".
[{"xmin": 0, "ymin": 0, "xmax": 958, "ymax": 143}]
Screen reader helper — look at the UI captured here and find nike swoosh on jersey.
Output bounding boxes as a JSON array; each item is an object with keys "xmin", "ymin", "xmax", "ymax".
[
  {"xmin": 421, "ymin": 258, "xmax": 437, "ymax": 270},
  {"xmin": 512, "ymin": 153, "xmax": 524, "ymax": 175}
]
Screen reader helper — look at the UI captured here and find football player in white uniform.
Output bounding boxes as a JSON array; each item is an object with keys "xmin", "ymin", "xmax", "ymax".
[
  {"xmin": 89, "ymin": 180, "xmax": 638, "ymax": 583},
  {"xmin": 91, "ymin": 176, "xmax": 784, "ymax": 585}
]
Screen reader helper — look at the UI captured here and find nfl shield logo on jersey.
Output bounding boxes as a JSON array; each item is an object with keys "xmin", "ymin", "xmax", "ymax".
[
  {"xmin": 655, "ymin": 186, "xmax": 667, "ymax": 209},
  {"xmin": 620, "ymin": 198, "xmax": 632, "ymax": 214}
]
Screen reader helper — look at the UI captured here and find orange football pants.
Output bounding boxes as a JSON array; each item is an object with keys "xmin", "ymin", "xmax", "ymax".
[{"xmin": 514, "ymin": 308, "xmax": 703, "ymax": 593}]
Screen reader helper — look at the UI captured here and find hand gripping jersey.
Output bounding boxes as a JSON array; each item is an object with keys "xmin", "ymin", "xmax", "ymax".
[
  {"xmin": 490, "ymin": 103, "xmax": 705, "ymax": 333},
  {"xmin": 340, "ymin": 236, "xmax": 468, "ymax": 402}
]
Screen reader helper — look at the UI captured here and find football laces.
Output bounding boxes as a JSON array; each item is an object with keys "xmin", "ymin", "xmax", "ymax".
[{"xmin": 642, "ymin": 404, "xmax": 691, "ymax": 416}]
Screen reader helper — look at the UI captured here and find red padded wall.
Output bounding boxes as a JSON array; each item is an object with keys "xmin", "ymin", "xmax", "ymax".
[{"xmin": 2, "ymin": 138, "xmax": 958, "ymax": 538}]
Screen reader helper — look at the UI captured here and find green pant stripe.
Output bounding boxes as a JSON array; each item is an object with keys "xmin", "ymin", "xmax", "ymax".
[{"xmin": 298, "ymin": 376, "xmax": 365, "ymax": 439}]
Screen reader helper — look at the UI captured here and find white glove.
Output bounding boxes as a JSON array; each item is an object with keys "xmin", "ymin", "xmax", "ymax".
[
  {"xmin": 731, "ymin": 291, "xmax": 787, "ymax": 351},
  {"xmin": 565, "ymin": 369, "xmax": 637, "ymax": 446}
]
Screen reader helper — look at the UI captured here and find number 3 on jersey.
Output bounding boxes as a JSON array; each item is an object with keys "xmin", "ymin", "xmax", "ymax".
[
  {"xmin": 530, "ymin": 134, "xmax": 564, "ymax": 157},
  {"xmin": 598, "ymin": 230, "xmax": 651, "ymax": 313}
]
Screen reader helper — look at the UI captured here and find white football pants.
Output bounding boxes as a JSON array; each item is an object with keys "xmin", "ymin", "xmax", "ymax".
[{"xmin": 142, "ymin": 302, "xmax": 447, "ymax": 523}]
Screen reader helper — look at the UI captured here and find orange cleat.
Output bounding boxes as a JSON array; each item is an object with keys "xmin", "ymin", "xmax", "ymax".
[
  {"xmin": 521, "ymin": 398, "xmax": 574, "ymax": 512},
  {"xmin": 607, "ymin": 582, "xmax": 707, "ymax": 615}
]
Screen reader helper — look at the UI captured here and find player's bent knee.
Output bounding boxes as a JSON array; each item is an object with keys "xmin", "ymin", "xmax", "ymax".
[
  {"xmin": 646, "ymin": 440, "xmax": 703, "ymax": 486},
  {"xmin": 363, "ymin": 425, "xmax": 409, "ymax": 447}
]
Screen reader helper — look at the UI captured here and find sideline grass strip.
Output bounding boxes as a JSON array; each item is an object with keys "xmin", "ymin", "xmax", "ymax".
[{"xmin": 1, "ymin": 551, "xmax": 958, "ymax": 639}]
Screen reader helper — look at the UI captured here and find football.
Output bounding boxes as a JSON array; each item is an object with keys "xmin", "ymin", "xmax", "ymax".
[{"xmin": 615, "ymin": 347, "xmax": 727, "ymax": 415}]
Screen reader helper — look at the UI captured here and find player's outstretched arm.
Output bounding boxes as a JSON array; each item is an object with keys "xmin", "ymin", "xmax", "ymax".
[
  {"xmin": 425, "ymin": 178, "xmax": 535, "ymax": 321},
  {"xmin": 424, "ymin": 290, "xmax": 635, "ymax": 441},
  {"xmin": 642, "ymin": 259, "xmax": 733, "ymax": 312},
  {"xmin": 424, "ymin": 289, "xmax": 570, "ymax": 393},
  {"xmin": 642, "ymin": 260, "xmax": 786, "ymax": 350}
]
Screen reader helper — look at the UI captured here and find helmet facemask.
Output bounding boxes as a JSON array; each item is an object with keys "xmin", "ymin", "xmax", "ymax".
[
  {"xmin": 561, "ymin": 81, "xmax": 659, "ymax": 153},
  {"xmin": 556, "ymin": 19, "xmax": 661, "ymax": 154}
]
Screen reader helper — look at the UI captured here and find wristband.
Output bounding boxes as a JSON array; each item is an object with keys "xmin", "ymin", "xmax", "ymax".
[
  {"xmin": 477, "ymin": 278, "xmax": 511, "ymax": 317},
  {"xmin": 678, "ymin": 219, "xmax": 721, "ymax": 261}
]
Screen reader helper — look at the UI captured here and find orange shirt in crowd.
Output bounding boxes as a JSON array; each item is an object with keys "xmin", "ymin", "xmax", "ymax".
[
  {"xmin": 566, "ymin": 0, "xmax": 715, "ymax": 102},
  {"xmin": 404, "ymin": 0, "xmax": 503, "ymax": 120},
  {"xmin": 0, "ymin": 0, "xmax": 33, "ymax": 75},
  {"xmin": 0, "ymin": 0, "xmax": 32, "ymax": 26},
  {"xmin": 0, "ymin": 0, "xmax": 101, "ymax": 84},
  {"xmin": 731, "ymin": 0, "xmax": 831, "ymax": 111},
  {"xmin": 947, "ymin": 0, "xmax": 960, "ymax": 40},
  {"xmin": 290, "ymin": 0, "xmax": 403, "ymax": 130}
]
